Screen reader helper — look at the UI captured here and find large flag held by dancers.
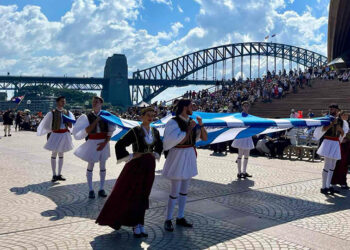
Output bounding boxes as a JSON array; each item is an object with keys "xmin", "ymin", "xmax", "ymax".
[{"xmin": 99, "ymin": 111, "xmax": 330, "ymax": 146}]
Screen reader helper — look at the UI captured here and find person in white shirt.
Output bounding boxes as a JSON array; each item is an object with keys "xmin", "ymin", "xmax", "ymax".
[
  {"xmin": 37, "ymin": 96, "xmax": 75, "ymax": 182},
  {"xmin": 73, "ymin": 96, "xmax": 116, "ymax": 199},
  {"xmin": 162, "ymin": 99, "xmax": 208, "ymax": 232}
]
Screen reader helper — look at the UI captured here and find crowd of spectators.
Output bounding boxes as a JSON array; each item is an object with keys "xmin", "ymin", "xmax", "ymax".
[
  {"xmin": 0, "ymin": 109, "xmax": 43, "ymax": 132},
  {"xmin": 117, "ymin": 65, "xmax": 339, "ymax": 120}
]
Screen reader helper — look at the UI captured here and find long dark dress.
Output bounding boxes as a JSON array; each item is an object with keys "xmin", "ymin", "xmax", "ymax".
[
  {"xmin": 331, "ymin": 140, "xmax": 350, "ymax": 186},
  {"xmin": 96, "ymin": 126, "xmax": 163, "ymax": 228}
]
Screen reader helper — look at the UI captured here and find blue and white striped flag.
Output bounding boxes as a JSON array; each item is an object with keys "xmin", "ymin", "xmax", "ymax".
[{"xmin": 100, "ymin": 111, "xmax": 330, "ymax": 146}]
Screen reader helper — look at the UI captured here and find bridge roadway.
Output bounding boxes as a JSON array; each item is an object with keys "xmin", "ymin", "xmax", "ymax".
[
  {"xmin": 1, "ymin": 126, "xmax": 350, "ymax": 249},
  {"xmin": 0, "ymin": 75, "xmax": 215, "ymax": 90}
]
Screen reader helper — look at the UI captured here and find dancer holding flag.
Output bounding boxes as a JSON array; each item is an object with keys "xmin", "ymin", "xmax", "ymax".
[
  {"xmin": 231, "ymin": 101, "xmax": 254, "ymax": 179},
  {"xmin": 73, "ymin": 96, "xmax": 116, "ymax": 199},
  {"xmin": 314, "ymin": 104, "xmax": 349, "ymax": 195},
  {"xmin": 96, "ymin": 107, "xmax": 163, "ymax": 238},
  {"xmin": 37, "ymin": 96, "xmax": 75, "ymax": 182},
  {"xmin": 162, "ymin": 99, "xmax": 208, "ymax": 232}
]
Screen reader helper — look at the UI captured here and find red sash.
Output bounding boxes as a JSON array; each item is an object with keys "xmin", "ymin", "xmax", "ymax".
[
  {"xmin": 324, "ymin": 136, "xmax": 339, "ymax": 141},
  {"xmin": 175, "ymin": 145, "xmax": 197, "ymax": 158},
  {"xmin": 88, "ymin": 133, "xmax": 108, "ymax": 140},
  {"xmin": 52, "ymin": 129, "xmax": 69, "ymax": 133}
]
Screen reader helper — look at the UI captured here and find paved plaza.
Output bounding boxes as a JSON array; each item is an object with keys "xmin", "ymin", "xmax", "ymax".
[{"xmin": 1, "ymin": 127, "xmax": 350, "ymax": 250}]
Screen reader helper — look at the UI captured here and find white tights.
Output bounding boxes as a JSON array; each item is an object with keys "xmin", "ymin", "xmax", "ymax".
[
  {"xmin": 322, "ymin": 157, "xmax": 337, "ymax": 189},
  {"xmin": 166, "ymin": 179, "xmax": 191, "ymax": 220},
  {"xmin": 237, "ymin": 148, "xmax": 250, "ymax": 174},
  {"xmin": 51, "ymin": 152, "xmax": 64, "ymax": 176},
  {"xmin": 86, "ymin": 161, "xmax": 106, "ymax": 191}
]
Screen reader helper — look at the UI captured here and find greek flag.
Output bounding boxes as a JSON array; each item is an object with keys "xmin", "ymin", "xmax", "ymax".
[{"xmin": 99, "ymin": 111, "xmax": 330, "ymax": 146}]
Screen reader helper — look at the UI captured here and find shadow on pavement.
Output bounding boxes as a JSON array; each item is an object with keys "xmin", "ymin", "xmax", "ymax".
[{"xmin": 9, "ymin": 173, "xmax": 350, "ymax": 249}]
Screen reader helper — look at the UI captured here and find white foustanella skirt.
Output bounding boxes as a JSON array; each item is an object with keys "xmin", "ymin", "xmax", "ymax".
[
  {"xmin": 44, "ymin": 132, "xmax": 74, "ymax": 153},
  {"xmin": 74, "ymin": 139, "xmax": 111, "ymax": 163},
  {"xmin": 231, "ymin": 137, "xmax": 254, "ymax": 150},
  {"xmin": 162, "ymin": 147, "xmax": 197, "ymax": 180},
  {"xmin": 317, "ymin": 139, "xmax": 341, "ymax": 160}
]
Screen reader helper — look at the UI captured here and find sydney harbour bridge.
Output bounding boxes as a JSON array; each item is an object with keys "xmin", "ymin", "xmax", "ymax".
[{"xmin": 0, "ymin": 42, "xmax": 327, "ymax": 107}]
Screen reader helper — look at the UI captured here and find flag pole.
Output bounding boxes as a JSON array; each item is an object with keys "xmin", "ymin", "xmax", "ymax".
[{"xmin": 14, "ymin": 94, "xmax": 25, "ymax": 111}]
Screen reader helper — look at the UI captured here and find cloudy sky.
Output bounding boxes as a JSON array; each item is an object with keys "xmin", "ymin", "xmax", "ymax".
[{"xmin": 0, "ymin": 0, "xmax": 329, "ymax": 101}]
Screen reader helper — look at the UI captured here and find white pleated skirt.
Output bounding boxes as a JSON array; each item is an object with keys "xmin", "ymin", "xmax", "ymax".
[
  {"xmin": 317, "ymin": 139, "xmax": 341, "ymax": 160},
  {"xmin": 74, "ymin": 139, "xmax": 111, "ymax": 163},
  {"xmin": 44, "ymin": 132, "xmax": 74, "ymax": 153},
  {"xmin": 162, "ymin": 147, "xmax": 197, "ymax": 180},
  {"xmin": 231, "ymin": 137, "xmax": 255, "ymax": 150}
]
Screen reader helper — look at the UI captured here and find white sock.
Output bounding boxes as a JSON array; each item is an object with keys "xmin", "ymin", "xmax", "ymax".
[
  {"xmin": 166, "ymin": 196, "xmax": 177, "ymax": 220},
  {"xmin": 326, "ymin": 169, "xmax": 335, "ymax": 189},
  {"xmin": 58, "ymin": 157, "xmax": 63, "ymax": 175},
  {"xmin": 51, "ymin": 157, "xmax": 57, "ymax": 176},
  {"xmin": 99, "ymin": 170, "xmax": 106, "ymax": 190},
  {"xmin": 86, "ymin": 170, "xmax": 93, "ymax": 191},
  {"xmin": 178, "ymin": 194, "xmax": 187, "ymax": 219},
  {"xmin": 237, "ymin": 157, "xmax": 242, "ymax": 174},
  {"xmin": 243, "ymin": 157, "xmax": 249, "ymax": 174},
  {"xmin": 322, "ymin": 169, "xmax": 328, "ymax": 189}
]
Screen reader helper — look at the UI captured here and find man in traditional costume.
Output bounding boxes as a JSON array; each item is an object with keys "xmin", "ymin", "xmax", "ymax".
[
  {"xmin": 314, "ymin": 104, "xmax": 349, "ymax": 195},
  {"xmin": 331, "ymin": 111, "xmax": 350, "ymax": 190},
  {"xmin": 37, "ymin": 96, "xmax": 75, "ymax": 182},
  {"xmin": 73, "ymin": 96, "xmax": 116, "ymax": 199},
  {"xmin": 162, "ymin": 99, "xmax": 208, "ymax": 232},
  {"xmin": 96, "ymin": 107, "xmax": 163, "ymax": 238},
  {"xmin": 231, "ymin": 101, "xmax": 254, "ymax": 179}
]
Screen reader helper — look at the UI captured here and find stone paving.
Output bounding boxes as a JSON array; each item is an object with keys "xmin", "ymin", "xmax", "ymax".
[{"xmin": 1, "ymin": 126, "xmax": 350, "ymax": 249}]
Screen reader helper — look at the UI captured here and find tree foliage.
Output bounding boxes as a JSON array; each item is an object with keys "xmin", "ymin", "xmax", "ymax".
[{"xmin": 17, "ymin": 85, "xmax": 97, "ymax": 105}]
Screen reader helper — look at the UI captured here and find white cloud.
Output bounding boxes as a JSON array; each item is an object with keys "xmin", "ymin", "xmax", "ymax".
[
  {"xmin": 177, "ymin": 4, "xmax": 183, "ymax": 13},
  {"xmin": 0, "ymin": 0, "xmax": 329, "ymax": 85},
  {"xmin": 150, "ymin": 0, "xmax": 172, "ymax": 8}
]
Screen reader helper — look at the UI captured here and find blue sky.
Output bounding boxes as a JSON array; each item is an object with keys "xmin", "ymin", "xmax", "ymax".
[{"xmin": 0, "ymin": 0, "xmax": 330, "ymax": 101}]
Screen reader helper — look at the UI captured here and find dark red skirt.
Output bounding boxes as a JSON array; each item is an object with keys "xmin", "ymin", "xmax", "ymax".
[
  {"xmin": 332, "ymin": 141, "xmax": 350, "ymax": 186},
  {"xmin": 96, "ymin": 153, "xmax": 156, "ymax": 228}
]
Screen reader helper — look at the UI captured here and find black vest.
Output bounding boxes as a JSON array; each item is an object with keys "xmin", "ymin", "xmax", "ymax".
[
  {"xmin": 324, "ymin": 118, "xmax": 344, "ymax": 138},
  {"xmin": 87, "ymin": 112, "xmax": 108, "ymax": 134},
  {"xmin": 172, "ymin": 116, "xmax": 197, "ymax": 146},
  {"xmin": 131, "ymin": 126, "xmax": 160, "ymax": 153}
]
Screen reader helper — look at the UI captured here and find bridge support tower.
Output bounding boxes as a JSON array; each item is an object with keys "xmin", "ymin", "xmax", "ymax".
[{"xmin": 102, "ymin": 54, "xmax": 132, "ymax": 108}]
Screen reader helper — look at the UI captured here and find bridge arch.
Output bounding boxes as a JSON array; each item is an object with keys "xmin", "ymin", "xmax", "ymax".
[
  {"xmin": 133, "ymin": 42, "xmax": 327, "ymax": 81},
  {"xmin": 131, "ymin": 42, "xmax": 327, "ymax": 103}
]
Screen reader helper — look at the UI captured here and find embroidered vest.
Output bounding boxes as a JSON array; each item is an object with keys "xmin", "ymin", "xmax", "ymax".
[
  {"xmin": 131, "ymin": 126, "xmax": 159, "ymax": 153},
  {"xmin": 87, "ymin": 112, "xmax": 109, "ymax": 134},
  {"xmin": 51, "ymin": 109, "xmax": 68, "ymax": 130}
]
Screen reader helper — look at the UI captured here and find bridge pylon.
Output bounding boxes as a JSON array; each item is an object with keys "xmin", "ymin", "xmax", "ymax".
[{"xmin": 102, "ymin": 54, "xmax": 132, "ymax": 107}]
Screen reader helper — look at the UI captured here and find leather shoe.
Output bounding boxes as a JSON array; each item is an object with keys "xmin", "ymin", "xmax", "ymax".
[
  {"xmin": 329, "ymin": 187, "xmax": 340, "ymax": 194},
  {"xmin": 243, "ymin": 173, "xmax": 252, "ymax": 178},
  {"xmin": 176, "ymin": 217, "xmax": 193, "ymax": 228},
  {"xmin": 237, "ymin": 173, "xmax": 244, "ymax": 179},
  {"xmin": 89, "ymin": 190, "xmax": 95, "ymax": 199},
  {"xmin": 56, "ymin": 175, "xmax": 66, "ymax": 181},
  {"xmin": 98, "ymin": 190, "xmax": 107, "ymax": 197},
  {"xmin": 320, "ymin": 188, "xmax": 328, "ymax": 195},
  {"xmin": 164, "ymin": 220, "xmax": 174, "ymax": 232},
  {"xmin": 51, "ymin": 175, "xmax": 58, "ymax": 182}
]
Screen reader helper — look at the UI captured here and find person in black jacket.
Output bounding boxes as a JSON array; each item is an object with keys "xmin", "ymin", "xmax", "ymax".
[{"xmin": 3, "ymin": 109, "xmax": 14, "ymax": 137}]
